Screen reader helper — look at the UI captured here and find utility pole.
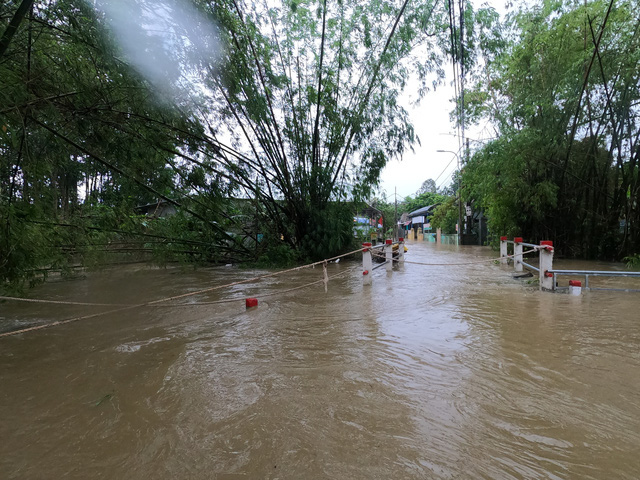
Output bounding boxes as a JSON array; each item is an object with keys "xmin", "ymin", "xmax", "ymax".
[
  {"xmin": 394, "ymin": 187, "xmax": 398, "ymax": 240},
  {"xmin": 437, "ymin": 149, "xmax": 462, "ymax": 246},
  {"xmin": 465, "ymin": 138, "xmax": 471, "ymax": 236}
]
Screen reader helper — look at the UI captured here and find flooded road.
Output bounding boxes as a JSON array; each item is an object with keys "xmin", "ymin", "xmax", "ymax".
[{"xmin": 1, "ymin": 241, "xmax": 640, "ymax": 478}]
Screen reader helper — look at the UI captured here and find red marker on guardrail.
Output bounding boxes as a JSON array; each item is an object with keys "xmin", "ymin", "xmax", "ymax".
[{"xmin": 569, "ymin": 280, "xmax": 582, "ymax": 296}]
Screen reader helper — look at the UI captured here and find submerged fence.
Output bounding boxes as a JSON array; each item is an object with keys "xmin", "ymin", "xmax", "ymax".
[
  {"xmin": 5, "ymin": 235, "xmax": 639, "ymax": 338},
  {"xmin": 548, "ymin": 270, "xmax": 640, "ymax": 293},
  {"xmin": 500, "ymin": 237, "xmax": 554, "ymax": 291},
  {"xmin": 500, "ymin": 237, "xmax": 640, "ymax": 293},
  {"xmin": 362, "ymin": 239, "xmax": 404, "ymax": 285}
]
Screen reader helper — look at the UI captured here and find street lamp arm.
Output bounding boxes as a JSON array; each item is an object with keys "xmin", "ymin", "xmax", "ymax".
[{"xmin": 436, "ymin": 149, "xmax": 460, "ymax": 158}]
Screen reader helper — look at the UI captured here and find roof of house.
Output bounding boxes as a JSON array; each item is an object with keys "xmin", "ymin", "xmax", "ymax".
[
  {"xmin": 360, "ymin": 203, "xmax": 383, "ymax": 217},
  {"xmin": 135, "ymin": 199, "xmax": 171, "ymax": 210},
  {"xmin": 408, "ymin": 204, "xmax": 437, "ymax": 217}
]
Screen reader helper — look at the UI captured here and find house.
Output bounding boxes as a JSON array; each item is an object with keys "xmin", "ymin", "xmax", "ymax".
[
  {"xmin": 134, "ymin": 200, "xmax": 177, "ymax": 218},
  {"xmin": 405, "ymin": 204, "xmax": 437, "ymax": 238},
  {"xmin": 354, "ymin": 204, "xmax": 383, "ymax": 239}
]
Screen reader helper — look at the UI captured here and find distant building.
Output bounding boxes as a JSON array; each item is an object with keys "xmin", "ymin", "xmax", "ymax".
[
  {"xmin": 405, "ymin": 204, "xmax": 437, "ymax": 237},
  {"xmin": 135, "ymin": 200, "xmax": 177, "ymax": 218},
  {"xmin": 354, "ymin": 204, "xmax": 383, "ymax": 239}
]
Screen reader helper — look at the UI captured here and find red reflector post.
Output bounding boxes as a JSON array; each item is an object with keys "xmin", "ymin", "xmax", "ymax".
[
  {"xmin": 569, "ymin": 280, "xmax": 583, "ymax": 296},
  {"xmin": 246, "ymin": 298, "xmax": 258, "ymax": 309}
]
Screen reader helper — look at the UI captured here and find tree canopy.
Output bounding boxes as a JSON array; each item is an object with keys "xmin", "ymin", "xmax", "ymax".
[
  {"xmin": 1, "ymin": 0, "xmax": 452, "ymax": 288},
  {"xmin": 460, "ymin": 0, "xmax": 640, "ymax": 258},
  {"xmin": 199, "ymin": 0, "xmax": 450, "ymax": 258}
]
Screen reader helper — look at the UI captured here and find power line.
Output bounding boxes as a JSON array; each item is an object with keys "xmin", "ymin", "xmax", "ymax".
[{"xmin": 433, "ymin": 155, "xmax": 457, "ymax": 185}]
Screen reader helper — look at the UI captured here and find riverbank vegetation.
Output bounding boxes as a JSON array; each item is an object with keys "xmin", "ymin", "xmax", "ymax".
[
  {"xmin": 2, "ymin": 0, "xmax": 639, "ymax": 290},
  {"xmin": 1, "ymin": 0, "xmax": 451, "ymax": 289},
  {"xmin": 459, "ymin": 0, "xmax": 640, "ymax": 259}
]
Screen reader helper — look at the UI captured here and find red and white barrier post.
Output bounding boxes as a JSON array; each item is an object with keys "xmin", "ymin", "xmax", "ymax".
[
  {"xmin": 385, "ymin": 239, "xmax": 393, "ymax": 272},
  {"xmin": 362, "ymin": 242, "xmax": 372, "ymax": 286},
  {"xmin": 398, "ymin": 237, "xmax": 405, "ymax": 269},
  {"xmin": 500, "ymin": 236, "xmax": 508, "ymax": 265},
  {"xmin": 569, "ymin": 280, "xmax": 582, "ymax": 296},
  {"xmin": 513, "ymin": 237, "xmax": 523, "ymax": 272},
  {"xmin": 539, "ymin": 241, "xmax": 554, "ymax": 291}
]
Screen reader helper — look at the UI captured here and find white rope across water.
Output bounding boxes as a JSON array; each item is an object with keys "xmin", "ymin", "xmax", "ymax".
[
  {"xmin": 173, "ymin": 266, "xmax": 357, "ymax": 305},
  {"xmin": 0, "ymin": 249, "xmax": 364, "ymax": 338},
  {"xmin": 0, "ymin": 297, "xmax": 133, "ymax": 307},
  {"xmin": 1, "ymin": 244, "xmax": 542, "ymax": 338}
]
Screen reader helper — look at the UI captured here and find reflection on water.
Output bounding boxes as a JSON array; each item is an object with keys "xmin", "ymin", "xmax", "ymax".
[{"xmin": 1, "ymin": 242, "xmax": 640, "ymax": 478}]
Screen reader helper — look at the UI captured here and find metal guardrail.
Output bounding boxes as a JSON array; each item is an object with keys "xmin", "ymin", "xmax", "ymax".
[
  {"xmin": 549, "ymin": 269, "xmax": 640, "ymax": 292},
  {"xmin": 371, "ymin": 261, "xmax": 389, "ymax": 271},
  {"xmin": 506, "ymin": 240, "xmax": 539, "ymax": 249},
  {"xmin": 504, "ymin": 239, "xmax": 545, "ymax": 276},
  {"xmin": 501, "ymin": 237, "xmax": 640, "ymax": 293}
]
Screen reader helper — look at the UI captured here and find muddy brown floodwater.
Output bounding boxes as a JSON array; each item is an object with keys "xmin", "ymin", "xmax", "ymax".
[{"xmin": 1, "ymin": 240, "xmax": 640, "ymax": 479}]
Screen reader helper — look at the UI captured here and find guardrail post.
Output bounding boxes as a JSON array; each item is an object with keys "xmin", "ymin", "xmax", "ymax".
[
  {"xmin": 500, "ymin": 236, "xmax": 508, "ymax": 264},
  {"xmin": 539, "ymin": 241, "xmax": 554, "ymax": 291},
  {"xmin": 385, "ymin": 239, "xmax": 393, "ymax": 272},
  {"xmin": 362, "ymin": 242, "xmax": 372, "ymax": 286},
  {"xmin": 569, "ymin": 280, "xmax": 582, "ymax": 296},
  {"xmin": 514, "ymin": 237, "xmax": 523, "ymax": 272},
  {"xmin": 398, "ymin": 237, "xmax": 405, "ymax": 269}
]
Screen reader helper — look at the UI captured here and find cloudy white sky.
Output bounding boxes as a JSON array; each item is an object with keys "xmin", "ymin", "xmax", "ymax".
[
  {"xmin": 378, "ymin": 0, "xmax": 510, "ymax": 201},
  {"xmin": 377, "ymin": 73, "xmax": 481, "ymax": 201},
  {"xmin": 95, "ymin": 0, "xmax": 512, "ymax": 202}
]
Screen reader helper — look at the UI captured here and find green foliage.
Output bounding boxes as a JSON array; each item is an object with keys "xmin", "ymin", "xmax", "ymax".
[
  {"xmin": 458, "ymin": 0, "xmax": 640, "ymax": 258},
  {"xmin": 255, "ymin": 234, "xmax": 299, "ymax": 268},
  {"xmin": 353, "ymin": 225, "xmax": 377, "ymax": 244},
  {"xmin": 404, "ymin": 192, "xmax": 446, "ymax": 214},
  {"xmin": 0, "ymin": 200, "xmax": 237, "ymax": 292},
  {"xmin": 416, "ymin": 178, "xmax": 437, "ymax": 195},
  {"xmin": 0, "ymin": 0, "xmax": 245, "ymax": 287},
  {"xmin": 624, "ymin": 254, "xmax": 640, "ymax": 269},
  {"xmin": 0, "ymin": 0, "xmax": 461, "ymax": 288},
  {"xmin": 430, "ymin": 196, "xmax": 458, "ymax": 234},
  {"xmin": 463, "ymin": 132, "xmax": 560, "ymax": 240},
  {"xmin": 301, "ymin": 202, "xmax": 358, "ymax": 260},
  {"xmin": 205, "ymin": 0, "xmax": 448, "ymax": 257}
]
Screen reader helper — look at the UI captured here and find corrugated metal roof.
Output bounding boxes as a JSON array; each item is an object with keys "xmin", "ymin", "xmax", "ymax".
[{"xmin": 408, "ymin": 204, "xmax": 437, "ymax": 217}]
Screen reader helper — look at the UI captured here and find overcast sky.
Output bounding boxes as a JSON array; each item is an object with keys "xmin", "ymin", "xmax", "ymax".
[
  {"xmin": 378, "ymin": 0, "xmax": 510, "ymax": 201},
  {"xmin": 95, "ymin": 0, "xmax": 511, "ymax": 202}
]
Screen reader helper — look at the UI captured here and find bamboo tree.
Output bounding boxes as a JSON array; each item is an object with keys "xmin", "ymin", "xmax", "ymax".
[{"xmin": 460, "ymin": 0, "xmax": 640, "ymax": 258}]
